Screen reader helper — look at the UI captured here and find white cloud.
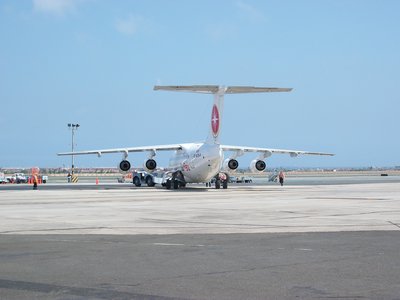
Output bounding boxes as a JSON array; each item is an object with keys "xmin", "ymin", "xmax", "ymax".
[
  {"xmin": 115, "ymin": 14, "xmax": 143, "ymax": 36},
  {"xmin": 236, "ymin": 0, "xmax": 265, "ymax": 22},
  {"xmin": 33, "ymin": 0, "xmax": 80, "ymax": 15},
  {"xmin": 206, "ymin": 22, "xmax": 237, "ymax": 41}
]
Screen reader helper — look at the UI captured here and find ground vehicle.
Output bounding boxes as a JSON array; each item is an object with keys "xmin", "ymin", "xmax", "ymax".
[
  {"xmin": 117, "ymin": 173, "xmax": 133, "ymax": 183},
  {"xmin": 9, "ymin": 173, "xmax": 28, "ymax": 184},
  {"xmin": 0, "ymin": 173, "xmax": 6, "ymax": 184},
  {"xmin": 132, "ymin": 171, "xmax": 155, "ymax": 187},
  {"xmin": 228, "ymin": 176, "xmax": 253, "ymax": 183},
  {"xmin": 236, "ymin": 176, "xmax": 253, "ymax": 183},
  {"xmin": 268, "ymin": 173, "xmax": 278, "ymax": 182}
]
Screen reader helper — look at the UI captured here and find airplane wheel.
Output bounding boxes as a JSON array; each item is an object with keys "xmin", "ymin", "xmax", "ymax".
[
  {"xmin": 173, "ymin": 179, "xmax": 179, "ymax": 189},
  {"xmin": 133, "ymin": 177, "xmax": 141, "ymax": 187},
  {"xmin": 215, "ymin": 180, "xmax": 221, "ymax": 189},
  {"xmin": 223, "ymin": 180, "xmax": 228, "ymax": 189},
  {"xmin": 166, "ymin": 179, "xmax": 172, "ymax": 189}
]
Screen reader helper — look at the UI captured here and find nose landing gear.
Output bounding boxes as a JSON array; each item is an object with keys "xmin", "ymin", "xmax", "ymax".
[{"xmin": 165, "ymin": 171, "xmax": 186, "ymax": 190}]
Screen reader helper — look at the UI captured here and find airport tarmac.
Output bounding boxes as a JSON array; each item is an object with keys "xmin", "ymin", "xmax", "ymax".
[{"xmin": 0, "ymin": 182, "xmax": 399, "ymax": 299}]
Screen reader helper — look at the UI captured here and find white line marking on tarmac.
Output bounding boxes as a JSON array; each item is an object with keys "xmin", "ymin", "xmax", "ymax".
[
  {"xmin": 153, "ymin": 243, "xmax": 186, "ymax": 246},
  {"xmin": 152, "ymin": 243, "xmax": 205, "ymax": 247}
]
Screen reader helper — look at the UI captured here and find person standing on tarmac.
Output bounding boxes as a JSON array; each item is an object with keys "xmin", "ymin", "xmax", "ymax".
[
  {"xmin": 278, "ymin": 170, "xmax": 285, "ymax": 186},
  {"xmin": 33, "ymin": 174, "xmax": 38, "ymax": 190}
]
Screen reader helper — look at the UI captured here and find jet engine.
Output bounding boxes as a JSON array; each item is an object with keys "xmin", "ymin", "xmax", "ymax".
[
  {"xmin": 143, "ymin": 159, "xmax": 157, "ymax": 172},
  {"xmin": 118, "ymin": 160, "xmax": 131, "ymax": 173},
  {"xmin": 222, "ymin": 158, "xmax": 239, "ymax": 172},
  {"xmin": 250, "ymin": 159, "xmax": 266, "ymax": 173}
]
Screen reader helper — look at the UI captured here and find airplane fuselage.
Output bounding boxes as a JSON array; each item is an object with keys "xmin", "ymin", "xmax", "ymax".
[{"xmin": 169, "ymin": 143, "xmax": 223, "ymax": 183}]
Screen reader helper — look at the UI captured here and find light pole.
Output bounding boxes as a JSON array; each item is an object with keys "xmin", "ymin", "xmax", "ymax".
[{"xmin": 68, "ymin": 123, "xmax": 80, "ymax": 175}]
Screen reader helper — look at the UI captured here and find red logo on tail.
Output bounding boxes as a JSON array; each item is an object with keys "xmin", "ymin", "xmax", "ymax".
[{"xmin": 211, "ymin": 105, "xmax": 219, "ymax": 137}]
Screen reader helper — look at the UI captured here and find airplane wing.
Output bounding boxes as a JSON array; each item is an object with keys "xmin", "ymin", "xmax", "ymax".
[
  {"xmin": 221, "ymin": 145, "xmax": 334, "ymax": 157},
  {"xmin": 57, "ymin": 144, "xmax": 182, "ymax": 157}
]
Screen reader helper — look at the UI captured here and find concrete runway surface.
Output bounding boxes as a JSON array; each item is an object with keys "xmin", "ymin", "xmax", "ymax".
[{"xmin": 0, "ymin": 183, "xmax": 400, "ymax": 299}]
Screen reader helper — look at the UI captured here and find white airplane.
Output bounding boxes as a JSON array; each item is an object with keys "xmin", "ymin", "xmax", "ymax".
[{"xmin": 58, "ymin": 85, "xmax": 334, "ymax": 189}]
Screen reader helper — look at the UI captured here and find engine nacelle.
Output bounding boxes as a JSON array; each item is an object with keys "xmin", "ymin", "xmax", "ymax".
[
  {"xmin": 143, "ymin": 159, "xmax": 157, "ymax": 172},
  {"xmin": 250, "ymin": 159, "xmax": 266, "ymax": 173},
  {"xmin": 222, "ymin": 158, "xmax": 239, "ymax": 172},
  {"xmin": 119, "ymin": 160, "xmax": 131, "ymax": 173}
]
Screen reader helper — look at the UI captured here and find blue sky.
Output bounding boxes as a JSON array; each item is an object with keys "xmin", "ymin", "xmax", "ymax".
[{"xmin": 0, "ymin": 0, "xmax": 399, "ymax": 169}]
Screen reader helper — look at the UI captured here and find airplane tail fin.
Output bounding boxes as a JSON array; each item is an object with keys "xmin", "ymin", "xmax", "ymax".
[{"xmin": 154, "ymin": 85, "xmax": 292, "ymax": 145}]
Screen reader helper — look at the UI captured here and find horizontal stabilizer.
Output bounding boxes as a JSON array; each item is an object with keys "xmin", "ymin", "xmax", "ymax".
[
  {"xmin": 154, "ymin": 85, "xmax": 292, "ymax": 94},
  {"xmin": 226, "ymin": 86, "xmax": 292, "ymax": 93},
  {"xmin": 154, "ymin": 85, "xmax": 220, "ymax": 94}
]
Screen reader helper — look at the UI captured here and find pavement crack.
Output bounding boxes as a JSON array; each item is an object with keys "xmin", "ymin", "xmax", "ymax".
[{"xmin": 388, "ymin": 221, "xmax": 400, "ymax": 229}]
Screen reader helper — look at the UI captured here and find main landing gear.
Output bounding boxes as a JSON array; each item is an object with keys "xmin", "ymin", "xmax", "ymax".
[{"xmin": 212, "ymin": 173, "xmax": 229, "ymax": 189}]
